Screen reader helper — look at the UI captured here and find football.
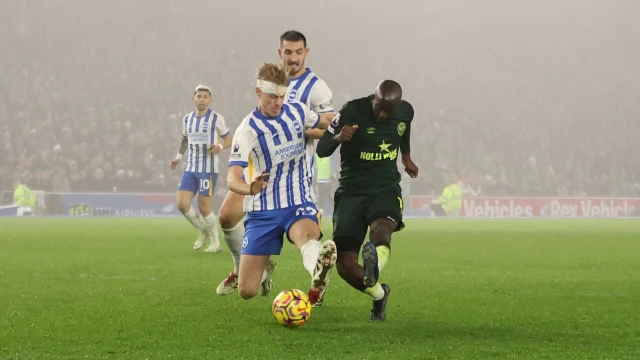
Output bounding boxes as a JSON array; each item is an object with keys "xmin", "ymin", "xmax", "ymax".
[{"xmin": 271, "ymin": 289, "xmax": 312, "ymax": 327}]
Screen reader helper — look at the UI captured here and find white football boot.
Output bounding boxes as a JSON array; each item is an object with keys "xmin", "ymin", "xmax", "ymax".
[
  {"xmin": 260, "ymin": 259, "xmax": 277, "ymax": 297},
  {"xmin": 216, "ymin": 272, "xmax": 238, "ymax": 295},
  {"xmin": 308, "ymin": 239, "xmax": 337, "ymax": 306}
]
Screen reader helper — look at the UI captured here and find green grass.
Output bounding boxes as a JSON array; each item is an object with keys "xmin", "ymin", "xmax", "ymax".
[{"xmin": 1, "ymin": 218, "xmax": 640, "ymax": 359}]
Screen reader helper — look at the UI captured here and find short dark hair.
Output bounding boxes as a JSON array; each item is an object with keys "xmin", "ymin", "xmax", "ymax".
[{"xmin": 280, "ymin": 30, "xmax": 307, "ymax": 48}]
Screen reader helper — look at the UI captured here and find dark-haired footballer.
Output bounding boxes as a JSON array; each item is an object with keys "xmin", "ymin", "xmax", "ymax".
[{"xmin": 316, "ymin": 80, "xmax": 418, "ymax": 321}]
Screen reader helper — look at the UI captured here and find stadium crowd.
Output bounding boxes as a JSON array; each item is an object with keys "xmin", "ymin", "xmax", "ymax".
[{"xmin": 2, "ymin": 0, "xmax": 639, "ymax": 198}]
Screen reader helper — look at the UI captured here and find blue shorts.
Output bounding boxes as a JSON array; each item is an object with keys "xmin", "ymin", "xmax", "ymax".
[
  {"xmin": 178, "ymin": 171, "xmax": 218, "ymax": 197},
  {"xmin": 242, "ymin": 203, "xmax": 322, "ymax": 256}
]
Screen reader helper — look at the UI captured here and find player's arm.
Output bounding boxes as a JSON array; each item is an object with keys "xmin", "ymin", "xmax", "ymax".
[
  {"xmin": 315, "ymin": 112, "xmax": 336, "ymax": 130},
  {"xmin": 400, "ymin": 102, "xmax": 418, "ymax": 178},
  {"xmin": 170, "ymin": 117, "xmax": 189, "ymax": 168},
  {"xmin": 305, "ymin": 81, "xmax": 334, "ymax": 139},
  {"xmin": 295, "ymin": 102, "xmax": 335, "ymax": 131},
  {"xmin": 211, "ymin": 115, "xmax": 233, "ymax": 154},
  {"xmin": 305, "ymin": 128, "xmax": 325, "ymax": 140},
  {"xmin": 316, "ymin": 102, "xmax": 358, "ymax": 158},
  {"xmin": 227, "ymin": 166, "xmax": 250, "ymax": 195},
  {"xmin": 169, "ymin": 135, "xmax": 188, "ymax": 170},
  {"xmin": 400, "ymin": 121, "xmax": 411, "ymax": 157},
  {"xmin": 316, "ymin": 120, "xmax": 342, "ymax": 158},
  {"xmin": 177, "ymin": 135, "xmax": 188, "ymax": 157},
  {"xmin": 227, "ymin": 129, "xmax": 257, "ymax": 195},
  {"xmin": 222, "ymin": 133, "xmax": 233, "ymax": 148}
]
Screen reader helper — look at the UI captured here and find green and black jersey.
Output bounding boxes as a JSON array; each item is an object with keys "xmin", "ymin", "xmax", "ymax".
[{"xmin": 316, "ymin": 95, "xmax": 414, "ymax": 194}]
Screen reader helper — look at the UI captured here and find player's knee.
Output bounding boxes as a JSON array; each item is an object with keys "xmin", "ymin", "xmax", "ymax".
[
  {"xmin": 238, "ymin": 284, "xmax": 258, "ymax": 300},
  {"xmin": 218, "ymin": 210, "xmax": 240, "ymax": 230},
  {"xmin": 369, "ymin": 228, "xmax": 391, "ymax": 246},
  {"xmin": 176, "ymin": 200, "xmax": 190, "ymax": 214},
  {"xmin": 218, "ymin": 202, "xmax": 243, "ymax": 230},
  {"xmin": 295, "ymin": 226, "xmax": 320, "ymax": 243},
  {"xmin": 238, "ymin": 290, "xmax": 256, "ymax": 300},
  {"xmin": 369, "ymin": 220, "xmax": 394, "ymax": 246}
]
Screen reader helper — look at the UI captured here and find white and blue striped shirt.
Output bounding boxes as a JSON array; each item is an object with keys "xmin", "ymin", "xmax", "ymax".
[
  {"xmin": 286, "ymin": 68, "xmax": 334, "ymax": 203},
  {"xmin": 228, "ymin": 102, "xmax": 320, "ymax": 212},
  {"xmin": 182, "ymin": 109, "xmax": 230, "ymax": 174}
]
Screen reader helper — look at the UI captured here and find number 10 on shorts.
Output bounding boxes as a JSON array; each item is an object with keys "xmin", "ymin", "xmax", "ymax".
[{"xmin": 199, "ymin": 178, "xmax": 210, "ymax": 192}]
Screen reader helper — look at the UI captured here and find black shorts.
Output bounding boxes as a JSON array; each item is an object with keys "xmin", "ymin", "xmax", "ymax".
[{"xmin": 332, "ymin": 186, "xmax": 405, "ymax": 253}]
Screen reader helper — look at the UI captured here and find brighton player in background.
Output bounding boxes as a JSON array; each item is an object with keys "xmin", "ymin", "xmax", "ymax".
[
  {"xmin": 215, "ymin": 31, "xmax": 335, "ymax": 306},
  {"xmin": 279, "ymin": 30, "xmax": 334, "ymax": 179},
  {"xmin": 169, "ymin": 85, "xmax": 232, "ymax": 253},
  {"xmin": 316, "ymin": 80, "xmax": 419, "ymax": 321},
  {"xmin": 226, "ymin": 62, "xmax": 337, "ymax": 300}
]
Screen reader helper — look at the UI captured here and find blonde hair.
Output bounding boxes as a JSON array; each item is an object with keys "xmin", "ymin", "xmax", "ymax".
[
  {"xmin": 256, "ymin": 62, "xmax": 289, "ymax": 87},
  {"xmin": 193, "ymin": 84, "xmax": 212, "ymax": 96}
]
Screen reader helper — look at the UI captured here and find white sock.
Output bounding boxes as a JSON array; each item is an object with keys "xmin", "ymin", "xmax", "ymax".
[
  {"xmin": 300, "ymin": 240, "xmax": 321, "ymax": 277},
  {"xmin": 261, "ymin": 268, "xmax": 269, "ymax": 283},
  {"xmin": 203, "ymin": 212, "xmax": 218, "ymax": 237},
  {"xmin": 222, "ymin": 221, "xmax": 244, "ymax": 274},
  {"xmin": 184, "ymin": 207, "xmax": 205, "ymax": 231}
]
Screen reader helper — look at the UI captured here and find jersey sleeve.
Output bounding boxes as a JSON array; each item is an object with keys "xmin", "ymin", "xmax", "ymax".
[
  {"xmin": 292, "ymin": 102, "xmax": 320, "ymax": 130},
  {"xmin": 309, "ymin": 79, "xmax": 334, "ymax": 113},
  {"xmin": 215, "ymin": 114, "xmax": 231, "ymax": 139},
  {"xmin": 400, "ymin": 101, "xmax": 414, "ymax": 153},
  {"xmin": 326, "ymin": 101, "xmax": 356, "ymax": 135},
  {"xmin": 316, "ymin": 101, "xmax": 357, "ymax": 157},
  {"xmin": 228, "ymin": 124, "xmax": 254, "ymax": 168},
  {"xmin": 182, "ymin": 115, "xmax": 188, "ymax": 137}
]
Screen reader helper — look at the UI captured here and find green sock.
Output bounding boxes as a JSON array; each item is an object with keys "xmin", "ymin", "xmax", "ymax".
[
  {"xmin": 376, "ymin": 245, "xmax": 390, "ymax": 272},
  {"xmin": 364, "ymin": 283, "xmax": 385, "ymax": 300}
]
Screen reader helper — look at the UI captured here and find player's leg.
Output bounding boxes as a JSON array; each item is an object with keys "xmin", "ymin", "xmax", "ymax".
[
  {"xmin": 336, "ymin": 239, "xmax": 390, "ymax": 321},
  {"xmin": 285, "ymin": 203, "xmax": 336, "ymax": 305},
  {"xmin": 363, "ymin": 219, "xmax": 396, "ymax": 285},
  {"xmin": 360, "ymin": 218, "xmax": 394, "ymax": 321},
  {"xmin": 332, "ymin": 193, "xmax": 369, "ymax": 290},
  {"xmin": 361, "ymin": 189, "xmax": 405, "ymax": 321},
  {"xmin": 332, "ymin": 193, "xmax": 392, "ymax": 320},
  {"xmin": 363, "ymin": 189, "xmax": 404, "ymax": 284},
  {"xmin": 237, "ymin": 254, "xmax": 271, "ymax": 300},
  {"xmin": 215, "ymin": 190, "xmax": 246, "ymax": 295},
  {"xmin": 176, "ymin": 171, "xmax": 207, "ymax": 249},
  {"xmin": 237, "ymin": 211, "xmax": 284, "ymax": 299},
  {"xmin": 196, "ymin": 173, "xmax": 221, "ymax": 253}
]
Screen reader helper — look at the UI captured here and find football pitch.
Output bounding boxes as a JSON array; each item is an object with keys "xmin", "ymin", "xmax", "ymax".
[{"xmin": 1, "ymin": 218, "xmax": 639, "ymax": 360}]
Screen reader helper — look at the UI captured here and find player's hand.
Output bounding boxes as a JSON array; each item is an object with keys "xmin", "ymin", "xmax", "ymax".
[
  {"xmin": 209, "ymin": 144, "xmax": 222, "ymax": 155},
  {"xmin": 335, "ymin": 125, "xmax": 358, "ymax": 143},
  {"xmin": 169, "ymin": 159, "xmax": 179, "ymax": 170},
  {"xmin": 249, "ymin": 171, "xmax": 269, "ymax": 195},
  {"xmin": 404, "ymin": 159, "xmax": 419, "ymax": 178}
]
